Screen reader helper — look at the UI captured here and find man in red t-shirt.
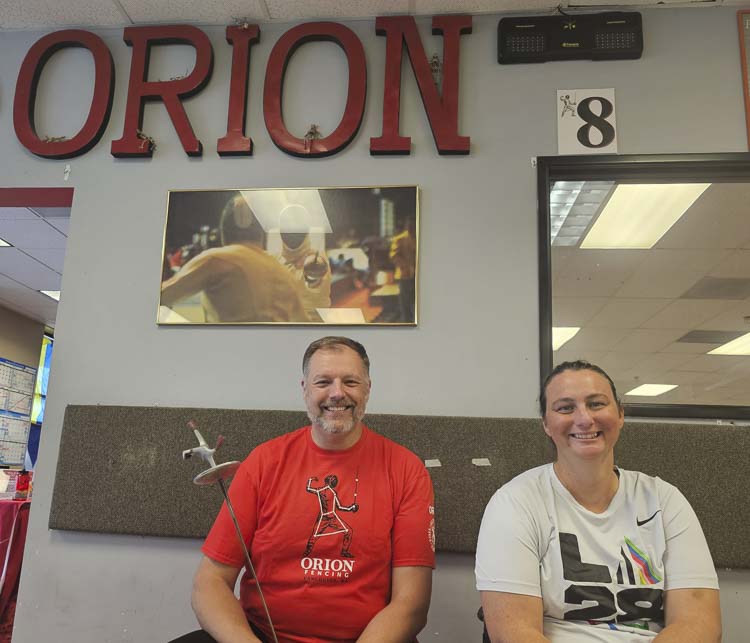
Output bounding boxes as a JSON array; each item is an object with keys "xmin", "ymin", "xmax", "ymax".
[{"xmin": 192, "ymin": 336, "xmax": 435, "ymax": 643}]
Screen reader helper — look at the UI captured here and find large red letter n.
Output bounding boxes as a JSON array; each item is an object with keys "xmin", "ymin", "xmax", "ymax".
[{"xmin": 370, "ymin": 15, "xmax": 472, "ymax": 156}]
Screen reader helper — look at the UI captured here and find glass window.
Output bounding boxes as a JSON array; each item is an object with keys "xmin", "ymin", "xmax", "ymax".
[{"xmin": 537, "ymin": 154, "xmax": 750, "ymax": 419}]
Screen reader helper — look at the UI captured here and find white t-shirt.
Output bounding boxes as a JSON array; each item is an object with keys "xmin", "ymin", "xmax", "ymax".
[{"xmin": 475, "ymin": 464, "xmax": 718, "ymax": 642}]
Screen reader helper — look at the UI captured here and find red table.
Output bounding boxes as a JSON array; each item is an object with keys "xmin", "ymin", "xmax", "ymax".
[{"xmin": 0, "ymin": 500, "xmax": 30, "ymax": 628}]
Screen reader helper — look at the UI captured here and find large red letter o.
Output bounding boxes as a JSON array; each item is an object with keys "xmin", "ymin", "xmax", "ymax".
[
  {"xmin": 14, "ymin": 30, "xmax": 114, "ymax": 159},
  {"xmin": 264, "ymin": 22, "xmax": 366, "ymax": 157}
]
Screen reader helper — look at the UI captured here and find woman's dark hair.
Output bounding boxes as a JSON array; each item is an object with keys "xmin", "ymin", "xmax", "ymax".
[{"xmin": 539, "ymin": 360, "xmax": 621, "ymax": 416}]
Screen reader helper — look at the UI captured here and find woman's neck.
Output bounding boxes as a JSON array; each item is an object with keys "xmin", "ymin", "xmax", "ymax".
[{"xmin": 553, "ymin": 459, "xmax": 619, "ymax": 514}]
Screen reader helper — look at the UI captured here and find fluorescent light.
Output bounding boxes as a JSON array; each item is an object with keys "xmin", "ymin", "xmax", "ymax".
[
  {"xmin": 552, "ymin": 326, "xmax": 580, "ymax": 350},
  {"xmin": 708, "ymin": 331, "xmax": 750, "ymax": 355},
  {"xmin": 40, "ymin": 290, "xmax": 60, "ymax": 301},
  {"xmin": 581, "ymin": 183, "xmax": 710, "ymax": 249},
  {"xmin": 549, "ymin": 181, "xmax": 583, "ymax": 244},
  {"xmin": 0, "ymin": 238, "xmax": 10, "ymax": 247},
  {"xmin": 625, "ymin": 384, "xmax": 678, "ymax": 397}
]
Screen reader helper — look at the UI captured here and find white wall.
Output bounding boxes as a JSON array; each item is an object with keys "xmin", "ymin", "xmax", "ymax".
[
  {"xmin": 0, "ymin": 304, "xmax": 43, "ymax": 367},
  {"xmin": 0, "ymin": 9, "xmax": 747, "ymax": 641}
]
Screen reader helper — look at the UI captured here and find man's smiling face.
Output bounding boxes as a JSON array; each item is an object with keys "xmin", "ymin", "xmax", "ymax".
[{"xmin": 303, "ymin": 346, "xmax": 371, "ymax": 447}]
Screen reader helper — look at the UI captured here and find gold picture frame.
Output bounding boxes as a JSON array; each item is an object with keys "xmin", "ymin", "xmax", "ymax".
[
  {"xmin": 739, "ymin": 10, "xmax": 750, "ymax": 149},
  {"xmin": 157, "ymin": 186, "xmax": 419, "ymax": 326}
]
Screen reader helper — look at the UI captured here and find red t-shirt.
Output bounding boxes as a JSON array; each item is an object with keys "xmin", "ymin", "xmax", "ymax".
[{"xmin": 202, "ymin": 425, "xmax": 435, "ymax": 643}]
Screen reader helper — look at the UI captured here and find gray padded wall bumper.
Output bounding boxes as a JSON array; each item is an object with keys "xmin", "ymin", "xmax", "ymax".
[{"xmin": 49, "ymin": 405, "xmax": 749, "ymax": 568}]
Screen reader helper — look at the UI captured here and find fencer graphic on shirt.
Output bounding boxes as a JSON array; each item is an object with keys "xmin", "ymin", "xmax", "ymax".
[{"xmin": 303, "ymin": 471, "xmax": 360, "ymax": 558}]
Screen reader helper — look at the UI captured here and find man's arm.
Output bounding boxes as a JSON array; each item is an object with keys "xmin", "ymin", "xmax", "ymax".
[
  {"xmin": 191, "ymin": 556, "xmax": 262, "ymax": 643},
  {"xmin": 356, "ymin": 566, "xmax": 432, "ymax": 643},
  {"xmin": 161, "ymin": 252, "xmax": 228, "ymax": 307},
  {"xmin": 480, "ymin": 591, "xmax": 550, "ymax": 643},
  {"xmin": 653, "ymin": 588, "xmax": 721, "ymax": 642}
]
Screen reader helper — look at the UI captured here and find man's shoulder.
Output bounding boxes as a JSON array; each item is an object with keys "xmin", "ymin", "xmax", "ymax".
[
  {"xmin": 249, "ymin": 426, "xmax": 310, "ymax": 458},
  {"xmin": 365, "ymin": 427, "xmax": 425, "ymax": 467}
]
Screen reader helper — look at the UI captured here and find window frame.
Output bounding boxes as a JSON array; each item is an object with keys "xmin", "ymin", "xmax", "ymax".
[{"xmin": 537, "ymin": 152, "xmax": 750, "ymax": 420}]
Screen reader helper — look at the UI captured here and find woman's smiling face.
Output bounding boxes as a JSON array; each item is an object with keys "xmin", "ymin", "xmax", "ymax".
[{"xmin": 542, "ymin": 368, "xmax": 624, "ymax": 465}]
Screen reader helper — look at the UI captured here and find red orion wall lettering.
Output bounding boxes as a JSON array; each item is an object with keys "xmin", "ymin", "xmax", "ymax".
[
  {"xmin": 14, "ymin": 29, "xmax": 115, "ymax": 159},
  {"xmin": 264, "ymin": 22, "xmax": 367, "ymax": 158},
  {"xmin": 13, "ymin": 16, "xmax": 471, "ymax": 160}
]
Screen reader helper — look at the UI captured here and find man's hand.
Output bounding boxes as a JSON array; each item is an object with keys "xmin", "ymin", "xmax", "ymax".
[{"xmin": 191, "ymin": 557, "xmax": 263, "ymax": 643}]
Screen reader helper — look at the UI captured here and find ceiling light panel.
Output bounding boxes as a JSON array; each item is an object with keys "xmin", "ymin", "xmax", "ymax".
[
  {"xmin": 552, "ymin": 326, "xmax": 580, "ymax": 350},
  {"xmin": 625, "ymin": 384, "xmax": 678, "ymax": 396},
  {"xmin": 0, "ymin": 238, "xmax": 10, "ymax": 247},
  {"xmin": 581, "ymin": 183, "xmax": 710, "ymax": 249},
  {"xmin": 708, "ymin": 331, "xmax": 750, "ymax": 355}
]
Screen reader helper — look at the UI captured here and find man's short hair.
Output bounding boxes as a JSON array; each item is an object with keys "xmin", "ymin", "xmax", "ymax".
[
  {"xmin": 220, "ymin": 194, "xmax": 263, "ymax": 245},
  {"xmin": 302, "ymin": 336, "xmax": 370, "ymax": 376}
]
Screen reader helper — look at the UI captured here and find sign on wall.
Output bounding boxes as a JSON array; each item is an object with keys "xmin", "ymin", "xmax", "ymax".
[
  {"xmin": 0, "ymin": 357, "xmax": 35, "ymax": 467},
  {"xmin": 556, "ymin": 88, "xmax": 617, "ymax": 155}
]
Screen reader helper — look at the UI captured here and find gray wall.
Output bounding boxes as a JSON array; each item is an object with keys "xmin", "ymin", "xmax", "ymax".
[
  {"xmin": 0, "ymin": 9, "xmax": 747, "ymax": 641},
  {"xmin": 0, "ymin": 304, "xmax": 43, "ymax": 367}
]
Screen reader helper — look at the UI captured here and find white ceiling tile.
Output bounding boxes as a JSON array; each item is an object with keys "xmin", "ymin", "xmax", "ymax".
[
  {"xmin": 641, "ymin": 299, "xmax": 736, "ymax": 330},
  {"xmin": 610, "ymin": 328, "xmax": 685, "ymax": 354},
  {"xmin": 623, "ymin": 352, "xmax": 696, "ymax": 377},
  {"xmin": 658, "ymin": 370, "xmax": 719, "ymax": 386},
  {"xmin": 0, "ymin": 0, "xmax": 127, "ymax": 29},
  {"xmin": 586, "ymin": 298, "xmax": 670, "ymax": 330},
  {"xmin": 659, "ymin": 183, "xmax": 750, "ymax": 251},
  {"xmin": 119, "ymin": 0, "xmax": 266, "ymax": 24},
  {"xmin": 265, "ymin": 0, "xmax": 408, "ymax": 21},
  {"xmin": 708, "ymin": 249, "xmax": 750, "ymax": 280},
  {"xmin": 552, "ymin": 296, "xmax": 607, "ymax": 326},
  {"xmin": 553, "ymin": 250, "xmax": 646, "ymax": 298},
  {"xmin": 560, "ymin": 326, "xmax": 630, "ymax": 353},
  {"xmin": 28, "ymin": 207, "xmax": 71, "ymax": 219},
  {"xmin": 413, "ymin": 0, "xmax": 552, "ymax": 14},
  {"xmin": 0, "ymin": 248, "xmax": 61, "ymax": 290},
  {"xmin": 22, "ymin": 248, "xmax": 67, "ymax": 273},
  {"xmin": 672, "ymin": 354, "xmax": 746, "ymax": 373},
  {"xmin": 45, "ymin": 218, "xmax": 70, "ymax": 235},
  {"xmin": 0, "ymin": 219, "xmax": 67, "ymax": 250},
  {"xmin": 614, "ymin": 248, "xmax": 730, "ymax": 299},
  {"xmin": 597, "ymin": 351, "xmax": 652, "ymax": 373},
  {"xmin": 697, "ymin": 300, "xmax": 750, "ymax": 332},
  {"xmin": 661, "ymin": 341, "xmax": 720, "ymax": 355},
  {"xmin": 0, "ymin": 208, "xmax": 38, "ymax": 221}
]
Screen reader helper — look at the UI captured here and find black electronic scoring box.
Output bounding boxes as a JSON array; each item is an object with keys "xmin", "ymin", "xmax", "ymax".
[{"xmin": 498, "ymin": 12, "xmax": 643, "ymax": 64}]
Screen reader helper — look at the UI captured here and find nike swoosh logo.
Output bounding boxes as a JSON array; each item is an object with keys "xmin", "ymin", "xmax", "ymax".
[{"xmin": 637, "ymin": 510, "xmax": 661, "ymax": 527}]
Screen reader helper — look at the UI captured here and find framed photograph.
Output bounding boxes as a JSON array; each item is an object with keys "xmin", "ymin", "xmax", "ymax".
[
  {"xmin": 158, "ymin": 186, "xmax": 419, "ymax": 325},
  {"xmin": 739, "ymin": 10, "xmax": 750, "ymax": 149}
]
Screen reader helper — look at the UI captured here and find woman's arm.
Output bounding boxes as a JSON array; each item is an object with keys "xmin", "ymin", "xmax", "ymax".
[
  {"xmin": 481, "ymin": 591, "xmax": 550, "ymax": 643},
  {"xmin": 653, "ymin": 588, "xmax": 721, "ymax": 642}
]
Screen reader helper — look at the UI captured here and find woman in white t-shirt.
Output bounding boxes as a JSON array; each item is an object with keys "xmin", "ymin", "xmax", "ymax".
[{"xmin": 475, "ymin": 360, "xmax": 721, "ymax": 643}]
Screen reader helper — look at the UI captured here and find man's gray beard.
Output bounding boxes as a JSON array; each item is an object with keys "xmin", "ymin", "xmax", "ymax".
[{"xmin": 309, "ymin": 411, "xmax": 361, "ymax": 435}]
